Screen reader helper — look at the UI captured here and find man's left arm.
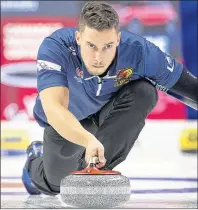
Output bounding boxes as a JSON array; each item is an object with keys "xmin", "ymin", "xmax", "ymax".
[
  {"xmin": 144, "ymin": 40, "xmax": 197, "ymax": 110},
  {"xmin": 171, "ymin": 66, "xmax": 197, "ymax": 109}
]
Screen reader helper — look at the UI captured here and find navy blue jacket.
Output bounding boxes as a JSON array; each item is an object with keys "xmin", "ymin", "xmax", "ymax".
[{"xmin": 33, "ymin": 28, "xmax": 183, "ymax": 127}]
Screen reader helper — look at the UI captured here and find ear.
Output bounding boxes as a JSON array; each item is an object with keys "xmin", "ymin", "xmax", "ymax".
[
  {"xmin": 75, "ymin": 30, "xmax": 81, "ymax": 45},
  {"xmin": 117, "ymin": 32, "xmax": 121, "ymax": 46}
]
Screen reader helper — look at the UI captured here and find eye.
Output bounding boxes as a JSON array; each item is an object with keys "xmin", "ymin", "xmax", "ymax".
[
  {"xmin": 88, "ymin": 43, "xmax": 95, "ymax": 49},
  {"xmin": 104, "ymin": 44, "xmax": 112, "ymax": 50}
]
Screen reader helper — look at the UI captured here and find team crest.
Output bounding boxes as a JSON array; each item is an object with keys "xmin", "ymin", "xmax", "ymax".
[{"xmin": 114, "ymin": 68, "xmax": 133, "ymax": 86}]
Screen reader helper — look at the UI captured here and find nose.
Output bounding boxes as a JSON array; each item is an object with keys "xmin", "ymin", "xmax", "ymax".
[{"xmin": 94, "ymin": 51, "xmax": 103, "ymax": 63}]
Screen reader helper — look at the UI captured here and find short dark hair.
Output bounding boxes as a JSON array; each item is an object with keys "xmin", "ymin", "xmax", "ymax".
[{"xmin": 79, "ymin": 2, "xmax": 119, "ymax": 32}]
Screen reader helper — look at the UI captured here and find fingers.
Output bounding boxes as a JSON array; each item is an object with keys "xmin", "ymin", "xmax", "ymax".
[
  {"xmin": 95, "ymin": 162, "xmax": 105, "ymax": 169},
  {"xmin": 85, "ymin": 151, "xmax": 106, "ymax": 168},
  {"xmin": 97, "ymin": 147, "xmax": 106, "ymax": 168},
  {"xmin": 85, "ymin": 140, "xmax": 106, "ymax": 168},
  {"xmin": 85, "ymin": 151, "xmax": 97, "ymax": 165}
]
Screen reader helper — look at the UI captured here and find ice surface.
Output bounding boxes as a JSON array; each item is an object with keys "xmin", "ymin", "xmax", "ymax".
[{"xmin": 1, "ymin": 121, "xmax": 197, "ymax": 208}]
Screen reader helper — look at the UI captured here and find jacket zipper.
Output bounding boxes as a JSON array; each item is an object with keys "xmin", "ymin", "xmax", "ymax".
[
  {"xmin": 96, "ymin": 77, "xmax": 102, "ymax": 96},
  {"xmin": 96, "ymin": 75, "xmax": 117, "ymax": 96},
  {"xmin": 85, "ymin": 75, "xmax": 117, "ymax": 96}
]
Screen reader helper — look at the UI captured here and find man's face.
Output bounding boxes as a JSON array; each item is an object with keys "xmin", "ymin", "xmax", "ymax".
[{"xmin": 75, "ymin": 26, "xmax": 121, "ymax": 76}]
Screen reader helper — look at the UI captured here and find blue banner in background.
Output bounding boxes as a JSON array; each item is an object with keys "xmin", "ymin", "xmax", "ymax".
[{"xmin": 179, "ymin": 1, "xmax": 198, "ymax": 119}]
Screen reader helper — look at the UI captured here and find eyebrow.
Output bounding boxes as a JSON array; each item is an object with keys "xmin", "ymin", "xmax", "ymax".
[{"xmin": 86, "ymin": 41, "xmax": 115, "ymax": 46}]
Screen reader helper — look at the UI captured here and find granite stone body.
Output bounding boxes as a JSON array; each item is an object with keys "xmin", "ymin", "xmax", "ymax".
[{"xmin": 60, "ymin": 174, "xmax": 131, "ymax": 208}]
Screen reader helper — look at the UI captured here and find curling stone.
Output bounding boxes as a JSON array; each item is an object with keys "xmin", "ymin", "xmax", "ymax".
[{"xmin": 60, "ymin": 157, "xmax": 131, "ymax": 208}]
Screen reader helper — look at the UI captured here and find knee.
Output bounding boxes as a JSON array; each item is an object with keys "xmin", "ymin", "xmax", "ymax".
[
  {"xmin": 139, "ymin": 80, "xmax": 158, "ymax": 113},
  {"xmin": 135, "ymin": 80, "xmax": 158, "ymax": 106},
  {"xmin": 115, "ymin": 80, "xmax": 158, "ymax": 113}
]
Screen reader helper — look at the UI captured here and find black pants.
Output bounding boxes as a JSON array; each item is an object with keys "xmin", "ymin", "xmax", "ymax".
[{"xmin": 28, "ymin": 80, "xmax": 158, "ymax": 195}]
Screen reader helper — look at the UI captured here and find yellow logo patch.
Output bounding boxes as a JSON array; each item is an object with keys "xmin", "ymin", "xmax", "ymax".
[{"xmin": 114, "ymin": 68, "xmax": 133, "ymax": 87}]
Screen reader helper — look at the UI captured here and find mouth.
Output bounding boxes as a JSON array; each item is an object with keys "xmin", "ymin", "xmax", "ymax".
[{"xmin": 92, "ymin": 65, "xmax": 104, "ymax": 68}]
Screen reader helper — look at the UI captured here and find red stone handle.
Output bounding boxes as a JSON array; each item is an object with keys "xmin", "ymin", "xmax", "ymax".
[{"xmin": 71, "ymin": 157, "xmax": 121, "ymax": 175}]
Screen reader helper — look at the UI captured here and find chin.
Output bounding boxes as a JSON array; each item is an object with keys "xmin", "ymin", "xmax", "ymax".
[
  {"xmin": 88, "ymin": 68, "xmax": 105, "ymax": 76},
  {"xmin": 95, "ymin": 71, "xmax": 105, "ymax": 76}
]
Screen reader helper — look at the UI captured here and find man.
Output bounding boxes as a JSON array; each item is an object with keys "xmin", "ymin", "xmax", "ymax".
[{"xmin": 22, "ymin": 2, "xmax": 197, "ymax": 195}]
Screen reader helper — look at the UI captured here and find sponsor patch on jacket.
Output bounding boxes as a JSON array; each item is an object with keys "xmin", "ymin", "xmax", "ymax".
[
  {"xmin": 114, "ymin": 68, "xmax": 133, "ymax": 86},
  {"xmin": 37, "ymin": 60, "xmax": 61, "ymax": 71},
  {"xmin": 74, "ymin": 67, "xmax": 83, "ymax": 83},
  {"xmin": 165, "ymin": 54, "xmax": 174, "ymax": 72}
]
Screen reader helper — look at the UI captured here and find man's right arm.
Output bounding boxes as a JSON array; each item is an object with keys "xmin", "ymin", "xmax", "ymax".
[
  {"xmin": 39, "ymin": 86, "xmax": 95, "ymax": 148},
  {"xmin": 36, "ymin": 37, "xmax": 106, "ymax": 167},
  {"xmin": 40, "ymin": 86, "xmax": 106, "ymax": 167}
]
